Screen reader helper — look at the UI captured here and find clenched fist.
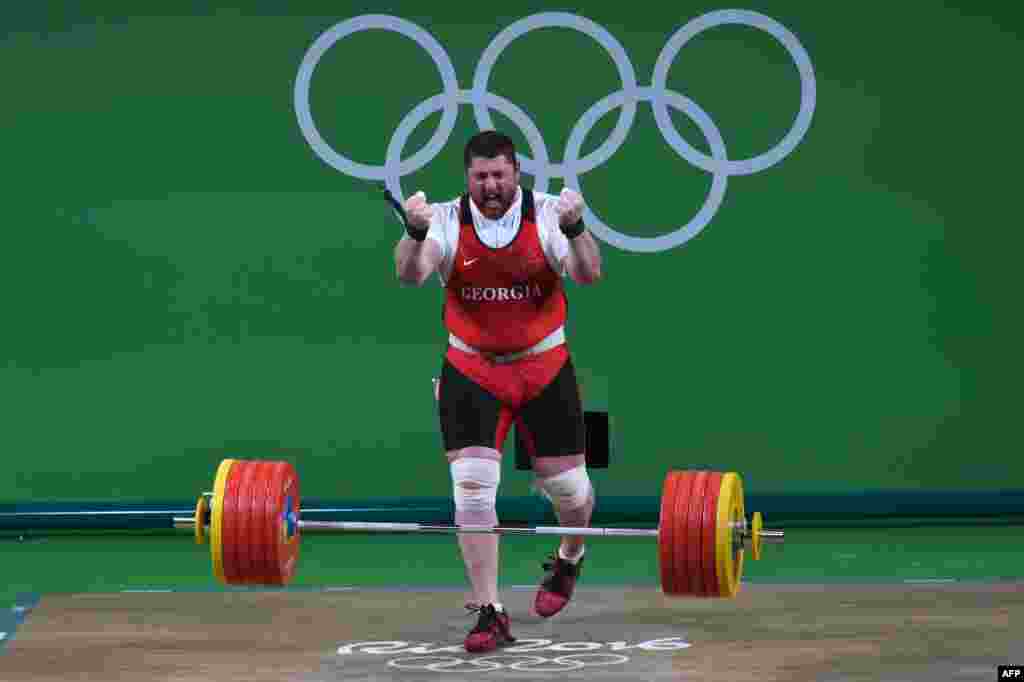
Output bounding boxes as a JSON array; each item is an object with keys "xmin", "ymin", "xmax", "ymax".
[
  {"xmin": 555, "ymin": 187, "xmax": 584, "ymax": 227},
  {"xmin": 404, "ymin": 191, "xmax": 435, "ymax": 231}
]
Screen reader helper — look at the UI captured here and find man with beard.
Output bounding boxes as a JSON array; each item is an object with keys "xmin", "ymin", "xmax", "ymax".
[{"xmin": 393, "ymin": 130, "xmax": 604, "ymax": 652}]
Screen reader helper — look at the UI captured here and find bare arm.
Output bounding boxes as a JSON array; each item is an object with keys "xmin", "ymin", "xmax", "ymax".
[
  {"xmin": 394, "ymin": 235, "xmax": 443, "ymax": 286},
  {"xmin": 555, "ymin": 188, "xmax": 603, "ymax": 286},
  {"xmin": 392, "ymin": 190, "xmax": 444, "ymax": 287},
  {"xmin": 563, "ymin": 229, "xmax": 603, "ymax": 285}
]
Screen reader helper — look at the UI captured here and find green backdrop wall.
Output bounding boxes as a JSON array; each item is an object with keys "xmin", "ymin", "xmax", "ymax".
[{"xmin": 2, "ymin": 1, "xmax": 1022, "ymax": 510}]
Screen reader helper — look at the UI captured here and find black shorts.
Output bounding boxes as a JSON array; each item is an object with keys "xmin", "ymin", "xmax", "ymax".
[{"xmin": 438, "ymin": 356, "xmax": 586, "ymax": 459}]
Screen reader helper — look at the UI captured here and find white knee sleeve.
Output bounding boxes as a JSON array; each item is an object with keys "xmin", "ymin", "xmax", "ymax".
[
  {"xmin": 451, "ymin": 457, "xmax": 500, "ymax": 517},
  {"xmin": 536, "ymin": 465, "xmax": 592, "ymax": 511}
]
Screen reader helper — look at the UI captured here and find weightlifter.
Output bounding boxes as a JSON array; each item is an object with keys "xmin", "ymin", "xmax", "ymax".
[{"xmin": 393, "ymin": 130, "xmax": 604, "ymax": 652}]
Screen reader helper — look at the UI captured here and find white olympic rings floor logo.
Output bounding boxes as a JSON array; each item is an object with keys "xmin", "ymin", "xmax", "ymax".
[
  {"xmin": 388, "ymin": 653, "xmax": 630, "ymax": 673},
  {"xmin": 294, "ymin": 11, "xmax": 816, "ymax": 253}
]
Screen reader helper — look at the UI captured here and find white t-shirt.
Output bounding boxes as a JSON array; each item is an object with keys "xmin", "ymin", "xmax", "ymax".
[{"xmin": 423, "ymin": 187, "xmax": 570, "ymax": 285}]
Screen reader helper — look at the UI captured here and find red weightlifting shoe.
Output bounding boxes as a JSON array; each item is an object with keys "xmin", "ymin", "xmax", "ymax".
[
  {"xmin": 534, "ymin": 551, "xmax": 584, "ymax": 618},
  {"xmin": 464, "ymin": 604, "xmax": 515, "ymax": 653}
]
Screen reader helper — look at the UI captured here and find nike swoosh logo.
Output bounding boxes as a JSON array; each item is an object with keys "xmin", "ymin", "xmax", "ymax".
[{"xmin": 463, "ymin": 258, "xmax": 479, "ymax": 267}]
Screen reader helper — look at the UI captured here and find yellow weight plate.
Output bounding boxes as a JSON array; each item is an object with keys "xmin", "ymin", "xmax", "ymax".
[
  {"xmin": 210, "ymin": 459, "xmax": 235, "ymax": 583},
  {"xmin": 714, "ymin": 472, "xmax": 746, "ymax": 598},
  {"xmin": 751, "ymin": 511, "xmax": 763, "ymax": 561},
  {"xmin": 713, "ymin": 473, "xmax": 734, "ymax": 597},
  {"xmin": 734, "ymin": 476, "xmax": 746, "ymax": 593},
  {"xmin": 194, "ymin": 495, "xmax": 209, "ymax": 545}
]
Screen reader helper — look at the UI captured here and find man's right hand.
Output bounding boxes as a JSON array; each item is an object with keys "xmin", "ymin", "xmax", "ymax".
[
  {"xmin": 394, "ymin": 190, "xmax": 442, "ymax": 285},
  {"xmin": 404, "ymin": 191, "xmax": 434, "ymax": 231}
]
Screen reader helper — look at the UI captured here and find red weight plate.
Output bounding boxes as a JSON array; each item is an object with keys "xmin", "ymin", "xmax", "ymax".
[
  {"xmin": 668, "ymin": 471, "xmax": 694, "ymax": 596},
  {"xmin": 700, "ymin": 471, "xmax": 724, "ymax": 597},
  {"xmin": 221, "ymin": 458, "xmax": 247, "ymax": 585},
  {"xmin": 234, "ymin": 459, "xmax": 262, "ymax": 584},
  {"xmin": 250, "ymin": 460, "xmax": 275, "ymax": 585},
  {"xmin": 242, "ymin": 460, "xmax": 271, "ymax": 585},
  {"xmin": 262, "ymin": 461, "xmax": 284, "ymax": 586},
  {"xmin": 239, "ymin": 460, "xmax": 260, "ymax": 584},
  {"xmin": 280, "ymin": 462, "xmax": 301, "ymax": 585},
  {"xmin": 284, "ymin": 463, "xmax": 301, "ymax": 583},
  {"xmin": 685, "ymin": 471, "xmax": 709, "ymax": 597},
  {"xmin": 672, "ymin": 471, "xmax": 698, "ymax": 597},
  {"xmin": 234, "ymin": 459, "xmax": 259, "ymax": 585},
  {"xmin": 658, "ymin": 472, "xmax": 683, "ymax": 595},
  {"xmin": 265, "ymin": 461, "xmax": 301, "ymax": 586}
]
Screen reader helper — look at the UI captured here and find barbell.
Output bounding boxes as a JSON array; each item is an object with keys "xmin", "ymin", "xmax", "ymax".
[{"xmin": 173, "ymin": 459, "xmax": 783, "ymax": 598}]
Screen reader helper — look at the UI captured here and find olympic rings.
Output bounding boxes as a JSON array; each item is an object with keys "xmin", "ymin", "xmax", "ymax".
[
  {"xmin": 294, "ymin": 11, "xmax": 816, "ymax": 253},
  {"xmin": 387, "ymin": 653, "xmax": 630, "ymax": 672}
]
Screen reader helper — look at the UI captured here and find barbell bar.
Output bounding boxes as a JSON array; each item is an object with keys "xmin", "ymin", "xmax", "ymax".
[
  {"xmin": 173, "ymin": 459, "xmax": 784, "ymax": 598},
  {"xmin": 179, "ymin": 517, "xmax": 785, "ymax": 541}
]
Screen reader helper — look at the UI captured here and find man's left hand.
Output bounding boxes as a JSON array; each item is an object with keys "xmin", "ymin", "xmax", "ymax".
[{"xmin": 555, "ymin": 187, "xmax": 584, "ymax": 227}]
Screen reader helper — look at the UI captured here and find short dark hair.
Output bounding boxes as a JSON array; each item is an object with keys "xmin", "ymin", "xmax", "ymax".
[{"xmin": 464, "ymin": 130, "xmax": 518, "ymax": 170}]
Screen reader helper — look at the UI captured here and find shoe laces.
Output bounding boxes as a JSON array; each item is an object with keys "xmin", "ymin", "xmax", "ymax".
[
  {"xmin": 466, "ymin": 603, "xmax": 500, "ymax": 634},
  {"xmin": 541, "ymin": 552, "xmax": 561, "ymax": 573},
  {"xmin": 541, "ymin": 553, "xmax": 577, "ymax": 592}
]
